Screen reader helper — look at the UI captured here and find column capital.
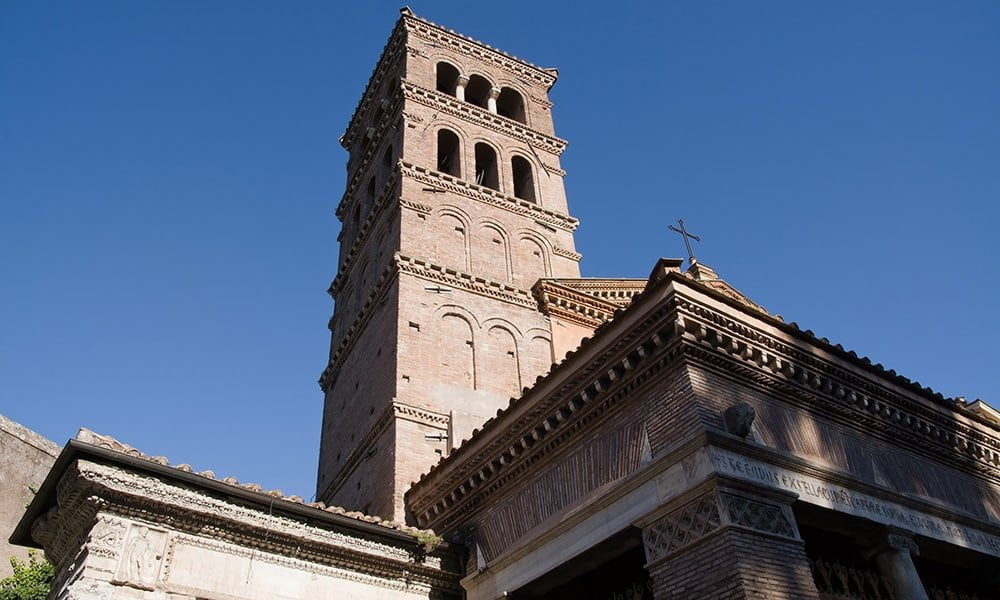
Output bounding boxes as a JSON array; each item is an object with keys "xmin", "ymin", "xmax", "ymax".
[
  {"xmin": 861, "ymin": 526, "xmax": 920, "ymax": 560},
  {"xmin": 860, "ymin": 526, "xmax": 929, "ymax": 600},
  {"xmin": 456, "ymin": 75, "xmax": 470, "ymax": 86}
]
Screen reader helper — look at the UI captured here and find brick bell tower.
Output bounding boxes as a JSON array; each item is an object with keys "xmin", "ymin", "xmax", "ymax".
[{"xmin": 317, "ymin": 8, "xmax": 581, "ymax": 521}]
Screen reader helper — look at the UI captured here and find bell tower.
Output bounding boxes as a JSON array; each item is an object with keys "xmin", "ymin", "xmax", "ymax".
[{"xmin": 317, "ymin": 8, "xmax": 581, "ymax": 521}]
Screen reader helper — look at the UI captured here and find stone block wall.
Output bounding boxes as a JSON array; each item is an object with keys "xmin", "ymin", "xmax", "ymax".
[{"xmin": 0, "ymin": 414, "xmax": 59, "ymax": 579}]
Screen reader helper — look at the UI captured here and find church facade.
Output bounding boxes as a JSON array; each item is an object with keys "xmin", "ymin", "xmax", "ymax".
[{"xmin": 11, "ymin": 9, "xmax": 1000, "ymax": 600}]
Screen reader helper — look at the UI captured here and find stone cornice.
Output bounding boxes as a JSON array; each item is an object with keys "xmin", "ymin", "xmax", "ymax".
[
  {"xmin": 402, "ymin": 81, "xmax": 567, "ymax": 156},
  {"xmin": 32, "ymin": 458, "xmax": 459, "ymax": 591},
  {"xmin": 401, "ymin": 12, "xmax": 558, "ymax": 90},
  {"xmin": 401, "ymin": 162, "xmax": 579, "ymax": 232}
]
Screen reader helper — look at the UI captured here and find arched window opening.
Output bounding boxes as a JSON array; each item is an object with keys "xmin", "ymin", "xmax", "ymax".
[
  {"xmin": 474, "ymin": 143, "xmax": 499, "ymax": 190},
  {"xmin": 365, "ymin": 176, "xmax": 376, "ymax": 214},
  {"xmin": 437, "ymin": 129, "xmax": 461, "ymax": 177},
  {"xmin": 497, "ymin": 87, "xmax": 526, "ymax": 123},
  {"xmin": 382, "ymin": 145, "xmax": 393, "ymax": 169},
  {"xmin": 511, "ymin": 156, "xmax": 536, "ymax": 202},
  {"xmin": 436, "ymin": 62, "xmax": 460, "ymax": 96},
  {"xmin": 465, "ymin": 75, "xmax": 491, "ymax": 109},
  {"xmin": 440, "ymin": 314, "xmax": 475, "ymax": 388}
]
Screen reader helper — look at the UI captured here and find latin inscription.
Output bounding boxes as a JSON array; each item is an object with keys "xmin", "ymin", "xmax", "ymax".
[{"xmin": 709, "ymin": 447, "xmax": 1000, "ymax": 557}]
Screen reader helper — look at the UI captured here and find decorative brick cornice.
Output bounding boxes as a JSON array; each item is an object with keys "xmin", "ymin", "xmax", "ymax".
[
  {"xmin": 551, "ymin": 246, "xmax": 581, "ymax": 261},
  {"xmin": 329, "ymin": 169, "xmax": 400, "ymax": 296},
  {"xmin": 402, "ymin": 82, "xmax": 567, "ymax": 156},
  {"xmin": 341, "ymin": 20, "xmax": 406, "ymax": 147},
  {"xmin": 401, "ymin": 162, "xmax": 578, "ymax": 232},
  {"xmin": 399, "ymin": 199, "xmax": 433, "ymax": 214},
  {"xmin": 534, "ymin": 280, "xmax": 623, "ymax": 329},
  {"xmin": 402, "ymin": 13, "xmax": 558, "ymax": 90},
  {"xmin": 317, "ymin": 401, "xmax": 449, "ymax": 506},
  {"xmin": 535, "ymin": 278, "xmax": 646, "ymax": 329},
  {"xmin": 336, "ymin": 92, "xmax": 404, "ymax": 220},
  {"xmin": 542, "ymin": 162, "xmax": 566, "ymax": 176},
  {"xmin": 321, "ymin": 252, "xmax": 542, "ymax": 392},
  {"xmin": 672, "ymin": 294, "xmax": 1000, "ymax": 479},
  {"xmin": 396, "ymin": 255, "xmax": 538, "ymax": 310},
  {"xmin": 319, "ymin": 262, "xmax": 398, "ymax": 391}
]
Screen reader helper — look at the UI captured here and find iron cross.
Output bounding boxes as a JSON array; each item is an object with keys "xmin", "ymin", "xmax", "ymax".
[
  {"xmin": 424, "ymin": 285, "xmax": 453, "ymax": 294},
  {"xmin": 668, "ymin": 219, "xmax": 701, "ymax": 266}
]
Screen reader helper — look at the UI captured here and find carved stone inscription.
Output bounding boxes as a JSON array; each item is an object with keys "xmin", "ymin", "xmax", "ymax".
[
  {"xmin": 709, "ymin": 447, "xmax": 1000, "ymax": 557},
  {"xmin": 114, "ymin": 523, "xmax": 168, "ymax": 590}
]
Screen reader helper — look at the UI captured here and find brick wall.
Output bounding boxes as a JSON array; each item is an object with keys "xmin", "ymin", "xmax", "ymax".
[{"xmin": 647, "ymin": 527, "xmax": 820, "ymax": 600}]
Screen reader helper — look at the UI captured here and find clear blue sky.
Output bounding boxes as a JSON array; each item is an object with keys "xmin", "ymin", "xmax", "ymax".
[{"xmin": 2, "ymin": 1, "xmax": 998, "ymax": 498}]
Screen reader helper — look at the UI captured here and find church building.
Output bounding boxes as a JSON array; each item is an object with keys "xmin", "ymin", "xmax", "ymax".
[{"xmin": 11, "ymin": 8, "xmax": 999, "ymax": 600}]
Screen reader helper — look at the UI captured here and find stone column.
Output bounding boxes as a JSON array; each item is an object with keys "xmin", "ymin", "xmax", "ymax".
[
  {"xmin": 487, "ymin": 87, "xmax": 499, "ymax": 113},
  {"xmin": 863, "ymin": 527, "xmax": 929, "ymax": 600},
  {"xmin": 455, "ymin": 76, "xmax": 469, "ymax": 102},
  {"xmin": 638, "ymin": 477, "xmax": 820, "ymax": 600}
]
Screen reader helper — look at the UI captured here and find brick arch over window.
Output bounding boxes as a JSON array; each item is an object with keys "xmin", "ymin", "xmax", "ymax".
[
  {"xmin": 434, "ymin": 207, "xmax": 472, "ymax": 272},
  {"xmin": 515, "ymin": 233, "xmax": 551, "ymax": 287},
  {"xmin": 526, "ymin": 329, "xmax": 554, "ymax": 372},
  {"xmin": 472, "ymin": 221, "xmax": 511, "ymax": 283},
  {"xmin": 480, "ymin": 324, "xmax": 521, "ymax": 399},
  {"xmin": 438, "ymin": 312, "xmax": 476, "ymax": 389},
  {"xmin": 436, "ymin": 61, "xmax": 460, "ymax": 97},
  {"xmin": 511, "ymin": 155, "xmax": 536, "ymax": 203},
  {"xmin": 496, "ymin": 87, "xmax": 526, "ymax": 124},
  {"xmin": 437, "ymin": 129, "xmax": 461, "ymax": 177}
]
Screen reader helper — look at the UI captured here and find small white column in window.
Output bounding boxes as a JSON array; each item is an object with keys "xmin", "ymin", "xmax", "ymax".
[
  {"xmin": 456, "ymin": 76, "xmax": 469, "ymax": 102},
  {"xmin": 487, "ymin": 87, "xmax": 500, "ymax": 113}
]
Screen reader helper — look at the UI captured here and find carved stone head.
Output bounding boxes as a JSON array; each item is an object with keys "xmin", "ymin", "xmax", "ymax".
[{"xmin": 723, "ymin": 402, "xmax": 756, "ymax": 439}]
